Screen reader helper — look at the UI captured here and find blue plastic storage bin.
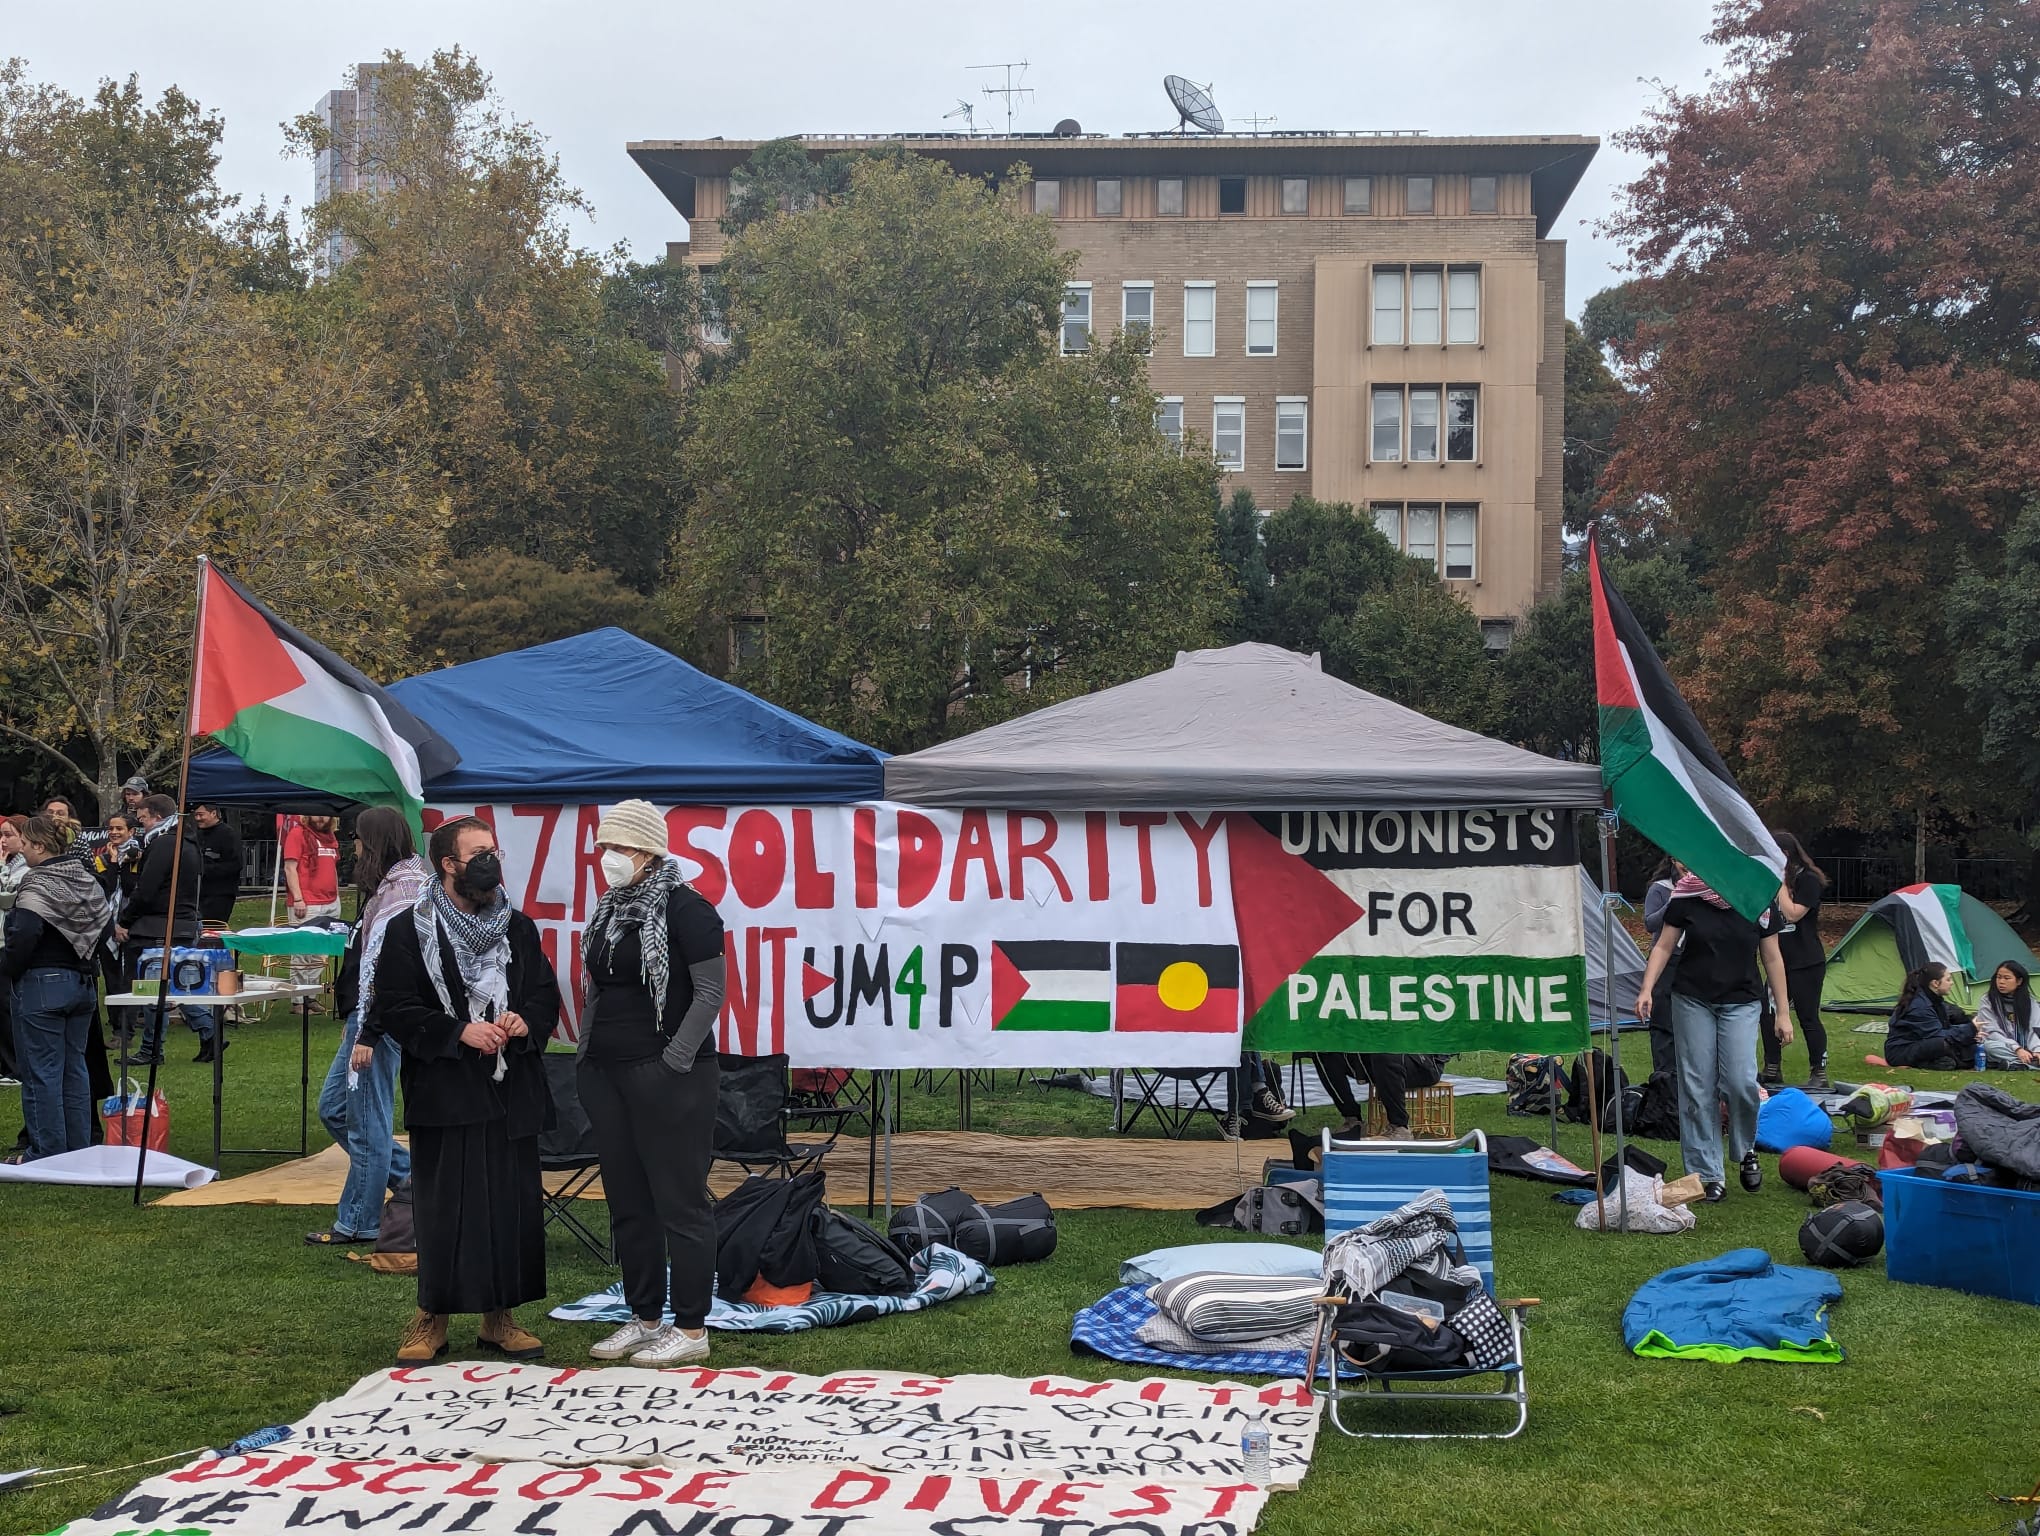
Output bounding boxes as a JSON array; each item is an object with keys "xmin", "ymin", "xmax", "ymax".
[{"xmin": 1879, "ymin": 1167, "xmax": 2040, "ymax": 1306}]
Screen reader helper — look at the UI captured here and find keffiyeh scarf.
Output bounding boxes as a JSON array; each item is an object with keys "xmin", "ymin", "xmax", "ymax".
[
  {"xmin": 1671, "ymin": 872, "xmax": 1733, "ymax": 910},
  {"xmin": 414, "ymin": 881, "xmax": 513, "ymax": 1024},
  {"xmin": 14, "ymin": 853, "xmax": 112, "ymax": 961},
  {"xmin": 357, "ymin": 856, "xmax": 432, "ymax": 1015},
  {"xmin": 581, "ymin": 855, "xmax": 684, "ymax": 1025},
  {"xmin": 141, "ymin": 813, "xmax": 179, "ymax": 847},
  {"xmin": 1323, "ymin": 1189, "xmax": 1482, "ymax": 1302}
]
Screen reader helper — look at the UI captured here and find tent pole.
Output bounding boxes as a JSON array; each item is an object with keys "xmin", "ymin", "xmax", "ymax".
[
  {"xmin": 883, "ymin": 1070, "xmax": 895, "ymax": 1222},
  {"xmin": 266, "ymin": 835, "xmax": 283, "ymax": 927},
  {"xmin": 1599, "ymin": 807, "xmax": 1632, "ymax": 1232}
]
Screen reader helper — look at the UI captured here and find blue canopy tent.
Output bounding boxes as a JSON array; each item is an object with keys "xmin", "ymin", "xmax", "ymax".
[{"xmin": 185, "ymin": 628, "xmax": 886, "ymax": 806}]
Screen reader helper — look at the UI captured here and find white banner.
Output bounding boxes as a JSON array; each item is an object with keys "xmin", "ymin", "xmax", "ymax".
[{"xmin": 68, "ymin": 1366, "xmax": 1320, "ymax": 1536}]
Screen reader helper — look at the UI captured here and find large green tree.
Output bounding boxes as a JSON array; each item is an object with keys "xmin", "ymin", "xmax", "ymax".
[
  {"xmin": 1948, "ymin": 498, "xmax": 2040, "ymax": 898},
  {"xmin": 670, "ymin": 152, "xmax": 1229, "ymax": 751}
]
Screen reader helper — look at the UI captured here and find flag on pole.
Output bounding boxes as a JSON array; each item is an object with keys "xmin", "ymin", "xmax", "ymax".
[
  {"xmin": 1588, "ymin": 532, "xmax": 1784, "ymax": 921},
  {"xmin": 192, "ymin": 562, "xmax": 458, "ymax": 824}
]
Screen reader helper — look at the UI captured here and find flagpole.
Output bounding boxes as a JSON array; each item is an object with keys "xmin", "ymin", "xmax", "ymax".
[
  {"xmin": 1599, "ymin": 804, "xmax": 1632, "ymax": 1233},
  {"xmin": 133, "ymin": 556, "xmax": 209, "ymax": 1205}
]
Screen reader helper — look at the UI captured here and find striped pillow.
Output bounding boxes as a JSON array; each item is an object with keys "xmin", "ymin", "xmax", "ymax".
[{"xmin": 1148, "ymin": 1272, "xmax": 1324, "ymax": 1343}]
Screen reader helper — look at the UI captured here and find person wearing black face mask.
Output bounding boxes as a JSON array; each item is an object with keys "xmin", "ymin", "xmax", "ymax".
[{"xmin": 369, "ymin": 815, "xmax": 562, "ymax": 1365}]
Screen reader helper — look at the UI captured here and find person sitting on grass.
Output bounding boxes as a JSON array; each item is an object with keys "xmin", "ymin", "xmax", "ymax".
[
  {"xmin": 1973, "ymin": 961, "xmax": 2038, "ymax": 1070},
  {"xmin": 1871, "ymin": 963, "xmax": 1980, "ymax": 1072}
]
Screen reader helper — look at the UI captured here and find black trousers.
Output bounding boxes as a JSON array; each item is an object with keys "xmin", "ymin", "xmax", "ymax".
[
  {"xmin": 1648, "ymin": 963, "xmax": 1680, "ymax": 1077},
  {"xmin": 578, "ymin": 1052, "xmax": 719, "ymax": 1327},
  {"xmin": 411, "ymin": 1120, "xmax": 546, "ymax": 1316},
  {"xmin": 1315, "ymin": 1053, "xmax": 1441, "ymax": 1128},
  {"xmin": 1762, "ymin": 964, "xmax": 1829, "ymax": 1067}
]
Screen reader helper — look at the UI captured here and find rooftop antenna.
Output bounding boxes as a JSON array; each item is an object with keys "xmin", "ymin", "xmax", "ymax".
[
  {"xmin": 943, "ymin": 97, "xmax": 978, "ymax": 133},
  {"xmin": 1163, "ymin": 75, "xmax": 1225, "ymax": 135},
  {"xmin": 1241, "ymin": 111, "xmax": 1278, "ymax": 133},
  {"xmin": 970, "ymin": 60, "xmax": 1033, "ymax": 134}
]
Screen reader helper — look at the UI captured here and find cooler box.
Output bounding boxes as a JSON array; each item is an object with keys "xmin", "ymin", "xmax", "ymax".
[{"xmin": 1879, "ymin": 1167, "xmax": 2040, "ymax": 1306}]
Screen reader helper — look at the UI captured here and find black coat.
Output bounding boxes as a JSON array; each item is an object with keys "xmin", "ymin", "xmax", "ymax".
[
  {"xmin": 1886, "ymin": 990, "xmax": 1976, "ymax": 1065},
  {"xmin": 370, "ymin": 906, "xmax": 561, "ymax": 1138},
  {"xmin": 194, "ymin": 820, "xmax": 244, "ymax": 925},
  {"xmin": 125, "ymin": 825, "xmax": 202, "ymax": 943}
]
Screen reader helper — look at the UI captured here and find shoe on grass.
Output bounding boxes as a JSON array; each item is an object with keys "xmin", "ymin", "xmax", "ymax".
[
  {"xmin": 1701, "ymin": 1183, "xmax": 1726, "ymax": 1204},
  {"xmin": 1250, "ymin": 1086, "xmax": 1296, "ymax": 1122},
  {"xmin": 1218, "ymin": 1112, "xmax": 1243, "ymax": 1142},
  {"xmin": 1804, "ymin": 1062, "xmax": 1830, "ymax": 1094},
  {"xmin": 1757, "ymin": 1062, "xmax": 1783, "ymax": 1088},
  {"xmin": 590, "ymin": 1319, "xmax": 665, "ymax": 1361},
  {"xmin": 478, "ymin": 1310, "xmax": 544, "ymax": 1359},
  {"xmin": 1739, "ymin": 1150, "xmax": 1763, "ymax": 1193},
  {"xmin": 630, "ymin": 1326, "xmax": 710, "ymax": 1366},
  {"xmin": 396, "ymin": 1310, "xmax": 447, "ymax": 1364},
  {"xmin": 1385, "ymin": 1124, "xmax": 1415, "ymax": 1141}
]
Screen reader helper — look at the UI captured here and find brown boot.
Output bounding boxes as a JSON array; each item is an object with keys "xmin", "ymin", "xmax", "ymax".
[
  {"xmin": 478, "ymin": 1309, "xmax": 544, "ymax": 1359},
  {"xmin": 396, "ymin": 1309, "xmax": 447, "ymax": 1365}
]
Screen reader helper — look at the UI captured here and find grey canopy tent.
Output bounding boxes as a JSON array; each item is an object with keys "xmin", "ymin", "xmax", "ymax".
[
  {"xmin": 883, "ymin": 643, "xmax": 1604, "ymax": 808},
  {"xmin": 1583, "ymin": 868, "xmax": 1648, "ymax": 1026}
]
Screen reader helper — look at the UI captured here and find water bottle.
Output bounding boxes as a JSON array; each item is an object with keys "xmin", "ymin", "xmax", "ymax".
[
  {"xmin": 206, "ymin": 1425, "xmax": 292, "ymax": 1459},
  {"xmin": 1976, "ymin": 1041, "xmax": 1988, "ymax": 1073},
  {"xmin": 1241, "ymin": 1416, "xmax": 1271, "ymax": 1487}
]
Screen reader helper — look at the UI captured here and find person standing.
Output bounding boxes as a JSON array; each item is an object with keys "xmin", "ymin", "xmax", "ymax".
[
  {"xmin": 371, "ymin": 816, "xmax": 560, "ymax": 1364},
  {"xmin": 576, "ymin": 800, "xmax": 727, "ymax": 1365},
  {"xmin": 190, "ymin": 804, "xmax": 244, "ymax": 932},
  {"xmin": 122, "ymin": 796, "xmax": 218, "ymax": 1065},
  {"xmin": 1976, "ymin": 961, "xmax": 2039, "ymax": 1069},
  {"xmin": 0, "ymin": 817, "xmax": 26, "ymax": 1094},
  {"xmin": 3, "ymin": 817, "xmax": 112, "ymax": 1161},
  {"xmin": 1641, "ymin": 859, "xmax": 1684, "ymax": 1077},
  {"xmin": 1761, "ymin": 832, "xmax": 1831, "ymax": 1092},
  {"xmin": 309, "ymin": 808, "xmax": 432, "ymax": 1246},
  {"xmin": 283, "ymin": 814, "xmax": 342, "ymax": 988},
  {"xmin": 1637, "ymin": 872, "xmax": 1792, "ymax": 1203}
]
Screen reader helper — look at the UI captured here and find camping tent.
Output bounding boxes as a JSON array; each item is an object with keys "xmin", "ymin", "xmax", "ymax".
[
  {"xmin": 1584, "ymin": 868, "xmax": 1648, "ymax": 1026},
  {"xmin": 185, "ymin": 628, "xmax": 887, "ymax": 806},
  {"xmin": 882, "ymin": 643, "xmax": 1604, "ymax": 808},
  {"xmin": 1822, "ymin": 884, "xmax": 2040, "ymax": 1013}
]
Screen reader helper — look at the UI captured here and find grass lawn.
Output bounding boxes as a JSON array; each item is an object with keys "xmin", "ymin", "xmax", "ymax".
[{"xmin": 2, "ymin": 998, "xmax": 2037, "ymax": 1536}]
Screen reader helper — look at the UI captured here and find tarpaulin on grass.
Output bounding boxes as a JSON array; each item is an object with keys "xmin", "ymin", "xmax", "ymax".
[{"xmin": 1623, "ymin": 1247, "xmax": 1844, "ymax": 1364}]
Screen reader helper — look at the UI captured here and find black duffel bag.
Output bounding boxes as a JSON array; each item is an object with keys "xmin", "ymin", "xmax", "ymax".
[
  {"xmin": 888, "ymin": 1187, "xmax": 1058, "ymax": 1266},
  {"xmin": 813, "ymin": 1205, "xmax": 916, "ymax": 1296}
]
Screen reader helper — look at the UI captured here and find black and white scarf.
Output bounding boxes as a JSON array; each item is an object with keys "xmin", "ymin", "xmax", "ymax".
[
  {"xmin": 414, "ymin": 881, "xmax": 513, "ymax": 1024},
  {"xmin": 581, "ymin": 855, "xmax": 684, "ymax": 1025},
  {"xmin": 14, "ymin": 853, "xmax": 112, "ymax": 962},
  {"xmin": 141, "ymin": 813, "xmax": 179, "ymax": 847}
]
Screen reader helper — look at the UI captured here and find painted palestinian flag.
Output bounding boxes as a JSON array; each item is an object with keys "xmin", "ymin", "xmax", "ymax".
[
  {"xmin": 192, "ymin": 561, "xmax": 459, "ymax": 822},
  {"xmin": 989, "ymin": 940, "xmax": 1111, "ymax": 1032},
  {"xmin": 1114, "ymin": 943, "xmax": 1240, "ymax": 1033},
  {"xmin": 1589, "ymin": 532, "xmax": 1784, "ymax": 921}
]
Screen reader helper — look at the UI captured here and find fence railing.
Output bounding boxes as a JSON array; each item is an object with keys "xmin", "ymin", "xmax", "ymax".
[{"xmin": 1822, "ymin": 855, "xmax": 2025, "ymax": 905}]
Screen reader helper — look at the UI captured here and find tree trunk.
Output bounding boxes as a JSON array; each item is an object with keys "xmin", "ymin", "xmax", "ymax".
[{"xmin": 1915, "ymin": 806, "xmax": 1928, "ymax": 886}]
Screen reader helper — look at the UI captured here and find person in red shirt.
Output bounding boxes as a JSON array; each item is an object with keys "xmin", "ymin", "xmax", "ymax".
[{"xmin": 284, "ymin": 814, "xmax": 342, "ymax": 987}]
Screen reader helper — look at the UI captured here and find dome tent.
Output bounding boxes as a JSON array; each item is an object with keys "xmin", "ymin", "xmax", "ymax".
[{"xmin": 1822, "ymin": 883, "xmax": 2040, "ymax": 1014}]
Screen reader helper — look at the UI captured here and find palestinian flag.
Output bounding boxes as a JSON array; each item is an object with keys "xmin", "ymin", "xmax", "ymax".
[
  {"xmin": 990, "ymin": 940, "xmax": 1111, "ymax": 1032},
  {"xmin": 193, "ymin": 561, "xmax": 459, "ymax": 823},
  {"xmin": 1115, "ymin": 944, "xmax": 1240, "ymax": 1033},
  {"xmin": 1589, "ymin": 532, "xmax": 1783, "ymax": 920}
]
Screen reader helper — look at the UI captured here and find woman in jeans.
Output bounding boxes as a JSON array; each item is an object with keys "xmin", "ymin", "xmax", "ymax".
[
  {"xmin": 308, "ymin": 808, "xmax": 429, "ymax": 1245},
  {"xmin": 577, "ymin": 800, "xmax": 726, "ymax": 1366},
  {"xmin": 1637, "ymin": 872, "xmax": 1791, "ymax": 1203},
  {"xmin": 3, "ymin": 817, "xmax": 112, "ymax": 1161}
]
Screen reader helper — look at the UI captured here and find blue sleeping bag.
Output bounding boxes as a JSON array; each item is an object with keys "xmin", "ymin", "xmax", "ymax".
[
  {"xmin": 1623, "ymin": 1247, "xmax": 1844, "ymax": 1363},
  {"xmin": 1756, "ymin": 1087, "xmax": 1833, "ymax": 1153}
]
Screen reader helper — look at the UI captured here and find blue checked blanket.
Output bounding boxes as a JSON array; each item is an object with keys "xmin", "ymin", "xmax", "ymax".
[
  {"xmin": 1072, "ymin": 1285, "xmax": 1324, "ymax": 1379},
  {"xmin": 548, "ymin": 1244, "xmax": 993, "ymax": 1333}
]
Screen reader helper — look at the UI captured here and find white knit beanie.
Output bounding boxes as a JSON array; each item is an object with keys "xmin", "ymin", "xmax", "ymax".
[{"xmin": 595, "ymin": 799, "xmax": 669, "ymax": 857}]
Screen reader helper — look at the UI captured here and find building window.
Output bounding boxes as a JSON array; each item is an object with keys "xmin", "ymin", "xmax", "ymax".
[
  {"xmin": 1407, "ymin": 175, "xmax": 1434, "ymax": 214},
  {"xmin": 1372, "ymin": 504, "xmax": 1401, "ymax": 547},
  {"xmin": 730, "ymin": 617, "xmax": 767, "ymax": 667},
  {"xmin": 1246, "ymin": 282, "xmax": 1278, "ymax": 356},
  {"xmin": 1060, "ymin": 283, "xmax": 1091, "ymax": 355},
  {"xmin": 1095, "ymin": 178, "xmax": 1122, "ymax": 216},
  {"xmin": 1371, "ymin": 268, "xmax": 1404, "ymax": 346},
  {"xmin": 1034, "ymin": 179, "xmax": 1060, "ymax": 215},
  {"xmin": 1121, "ymin": 282, "xmax": 1153, "ymax": 350},
  {"xmin": 1447, "ymin": 386, "xmax": 1478, "ymax": 461},
  {"xmin": 1157, "ymin": 397, "xmax": 1183, "ymax": 450},
  {"xmin": 1481, "ymin": 619, "xmax": 1516, "ymax": 653},
  {"xmin": 1344, "ymin": 176, "xmax": 1371, "ymax": 214},
  {"xmin": 1410, "ymin": 268, "xmax": 1442, "ymax": 346},
  {"xmin": 1218, "ymin": 176, "xmax": 1246, "ymax": 214},
  {"xmin": 1213, "ymin": 399, "xmax": 1245, "ymax": 468},
  {"xmin": 1275, "ymin": 398, "xmax": 1307, "ymax": 471},
  {"xmin": 1281, "ymin": 177, "xmax": 1309, "ymax": 214},
  {"xmin": 1447, "ymin": 267, "xmax": 1481, "ymax": 344},
  {"xmin": 698, "ymin": 267, "xmax": 729, "ymax": 346},
  {"xmin": 1444, "ymin": 504, "xmax": 1478, "ymax": 579},
  {"xmin": 1183, "ymin": 282, "xmax": 1215, "ymax": 357},
  {"xmin": 1469, "ymin": 175, "xmax": 1497, "ymax": 213},
  {"xmin": 1370, "ymin": 387, "xmax": 1403, "ymax": 462},
  {"xmin": 1405, "ymin": 504, "xmax": 1440, "ymax": 565},
  {"xmin": 1156, "ymin": 177, "xmax": 1184, "ymax": 216},
  {"xmin": 1409, "ymin": 387, "xmax": 1440, "ymax": 462}
]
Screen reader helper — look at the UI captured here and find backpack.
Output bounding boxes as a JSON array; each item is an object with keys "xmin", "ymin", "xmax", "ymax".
[
  {"xmin": 1506, "ymin": 1054, "xmax": 1569, "ymax": 1117},
  {"xmin": 1627, "ymin": 1071, "xmax": 1684, "ymax": 1141},
  {"xmin": 1565, "ymin": 1048, "xmax": 1627, "ymax": 1125},
  {"xmin": 1333, "ymin": 1299, "xmax": 1469, "ymax": 1372},
  {"xmin": 1194, "ymin": 1181, "xmax": 1324, "ymax": 1236},
  {"xmin": 812, "ymin": 1205, "xmax": 916, "ymax": 1295}
]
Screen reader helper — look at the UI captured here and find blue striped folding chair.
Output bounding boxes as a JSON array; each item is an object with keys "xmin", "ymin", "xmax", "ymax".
[{"xmin": 1306, "ymin": 1127, "xmax": 1537, "ymax": 1440}]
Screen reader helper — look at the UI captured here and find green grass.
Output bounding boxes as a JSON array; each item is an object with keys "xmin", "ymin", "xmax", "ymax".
[{"xmin": 2, "ymin": 1007, "xmax": 2038, "ymax": 1536}]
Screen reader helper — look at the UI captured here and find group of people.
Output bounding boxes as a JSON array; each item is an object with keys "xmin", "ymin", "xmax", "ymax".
[
  {"xmin": 1877, "ymin": 959, "xmax": 2039, "ymax": 1071},
  {"xmin": 0, "ymin": 779, "xmax": 247, "ymax": 1162}
]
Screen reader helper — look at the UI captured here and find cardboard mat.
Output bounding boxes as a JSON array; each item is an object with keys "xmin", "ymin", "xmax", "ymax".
[{"xmin": 154, "ymin": 1130, "xmax": 1261, "ymax": 1211}]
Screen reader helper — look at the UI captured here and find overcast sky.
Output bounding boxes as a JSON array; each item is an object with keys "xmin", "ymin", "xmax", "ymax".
[{"xmin": 9, "ymin": 0, "xmax": 1725, "ymax": 313}]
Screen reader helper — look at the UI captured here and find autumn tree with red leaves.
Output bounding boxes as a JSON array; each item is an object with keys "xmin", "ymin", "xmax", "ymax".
[{"xmin": 1603, "ymin": 0, "xmax": 2040, "ymax": 833}]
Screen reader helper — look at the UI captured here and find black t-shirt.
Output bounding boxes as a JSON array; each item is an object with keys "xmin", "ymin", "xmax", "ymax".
[
  {"xmin": 584, "ymin": 886, "xmax": 726, "ymax": 1063},
  {"xmin": 1662, "ymin": 895, "xmax": 1773, "ymax": 1006},
  {"xmin": 1775, "ymin": 869, "xmax": 1825, "ymax": 972}
]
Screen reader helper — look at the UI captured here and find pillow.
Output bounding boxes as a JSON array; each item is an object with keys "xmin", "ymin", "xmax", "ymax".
[
  {"xmin": 1134, "ymin": 1308, "xmax": 1317, "ymax": 1355},
  {"xmin": 1120, "ymin": 1242, "xmax": 1321, "ymax": 1287},
  {"xmin": 1148, "ymin": 1272, "xmax": 1325, "ymax": 1343}
]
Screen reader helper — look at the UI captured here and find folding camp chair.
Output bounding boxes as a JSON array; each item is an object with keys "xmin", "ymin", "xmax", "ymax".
[
  {"xmin": 1307, "ymin": 1127, "xmax": 1536, "ymax": 1440},
  {"xmin": 713, "ymin": 1053, "xmax": 852, "ymax": 1177},
  {"xmin": 539, "ymin": 1052, "xmax": 612, "ymax": 1265},
  {"xmin": 1116, "ymin": 1067, "xmax": 1229, "ymax": 1138}
]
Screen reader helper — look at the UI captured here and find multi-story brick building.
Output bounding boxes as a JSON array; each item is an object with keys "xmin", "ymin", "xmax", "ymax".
[{"xmin": 628, "ymin": 132, "xmax": 1597, "ymax": 638}]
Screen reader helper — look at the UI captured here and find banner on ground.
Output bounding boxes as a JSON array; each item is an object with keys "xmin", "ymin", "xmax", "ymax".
[
  {"xmin": 424, "ymin": 801, "xmax": 1588, "ymax": 1064},
  {"xmin": 65, "ymin": 1364, "xmax": 1319, "ymax": 1536}
]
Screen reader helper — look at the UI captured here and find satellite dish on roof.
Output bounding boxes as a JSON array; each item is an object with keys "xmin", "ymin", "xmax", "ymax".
[
  {"xmin": 1164, "ymin": 75, "xmax": 1224, "ymax": 134},
  {"xmin": 1053, "ymin": 117, "xmax": 1082, "ymax": 136}
]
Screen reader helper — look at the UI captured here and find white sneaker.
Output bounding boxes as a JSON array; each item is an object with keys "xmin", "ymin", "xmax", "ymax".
[
  {"xmin": 1385, "ymin": 1124, "xmax": 1416, "ymax": 1141},
  {"xmin": 630, "ymin": 1326, "xmax": 711, "ymax": 1366},
  {"xmin": 589, "ymin": 1319, "xmax": 664, "ymax": 1360}
]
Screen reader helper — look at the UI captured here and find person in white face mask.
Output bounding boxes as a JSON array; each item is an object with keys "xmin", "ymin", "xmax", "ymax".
[{"xmin": 577, "ymin": 798, "xmax": 727, "ymax": 1366}]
